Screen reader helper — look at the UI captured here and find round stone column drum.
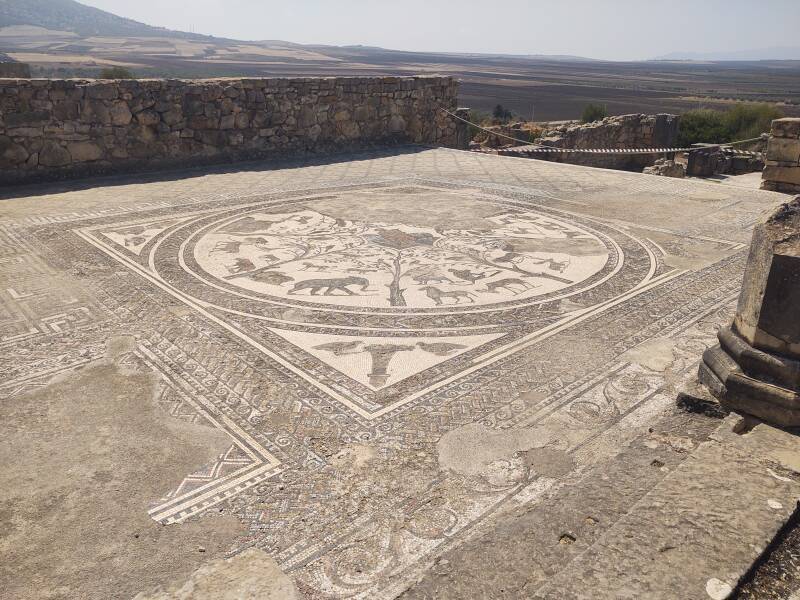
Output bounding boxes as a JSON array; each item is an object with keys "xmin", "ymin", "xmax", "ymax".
[{"xmin": 700, "ymin": 196, "xmax": 800, "ymax": 425}]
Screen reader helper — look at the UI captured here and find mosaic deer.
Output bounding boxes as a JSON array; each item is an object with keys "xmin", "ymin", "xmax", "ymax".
[
  {"xmin": 412, "ymin": 273, "xmax": 453, "ymax": 285},
  {"xmin": 484, "ymin": 278, "xmax": 536, "ymax": 295},
  {"xmin": 420, "ymin": 286, "xmax": 476, "ymax": 305}
]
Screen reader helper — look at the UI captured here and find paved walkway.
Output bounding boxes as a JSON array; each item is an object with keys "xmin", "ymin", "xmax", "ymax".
[{"xmin": 1, "ymin": 148, "xmax": 796, "ymax": 599}]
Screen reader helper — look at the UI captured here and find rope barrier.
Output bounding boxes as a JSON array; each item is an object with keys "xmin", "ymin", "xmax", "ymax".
[{"xmin": 439, "ymin": 107, "xmax": 765, "ymax": 156}]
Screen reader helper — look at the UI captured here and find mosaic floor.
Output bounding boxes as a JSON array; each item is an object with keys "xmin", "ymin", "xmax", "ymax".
[{"xmin": 0, "ymin": 148, "xmax": 788, "ymax": 598}]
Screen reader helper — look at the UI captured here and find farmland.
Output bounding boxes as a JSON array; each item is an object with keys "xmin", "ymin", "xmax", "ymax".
[{"xmin": 2, "ymin": 22, "xmax": 800, "ymax": 121}]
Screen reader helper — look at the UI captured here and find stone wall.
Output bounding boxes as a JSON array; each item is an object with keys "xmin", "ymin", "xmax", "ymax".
[
  {"xmin": 0, "ymin": 76, "xmax": 461, "ymax": 185},
  {"xmin": 761, "ymin": 118, "xmax": 800, "ymax": 194},
  {"xmin": 534, "ymin": 113, "xmax": 679, "ymax": 171}
]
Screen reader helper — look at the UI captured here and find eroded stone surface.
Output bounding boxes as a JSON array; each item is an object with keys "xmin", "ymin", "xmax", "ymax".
[
  {"xmin": 762, "ymin": 118, "xmax": 800, "ymax": 194},
  {"xmin": 701, "ymin": 196, "xmax": 800, "ymax": 426},
  {"xmin": 735, "ymin": 197, "xmax": 800, "ymax": 357},
  {"xmin": 133, "ymin": 548, "xmax": 299, "ymax": 600},
  {"xmin": 530, "ymin": 416, "xmax": 800, "ymax": 600},
  {"xmin": 0, "ymin": 342, "xmax": 244, "ymax": 600}
]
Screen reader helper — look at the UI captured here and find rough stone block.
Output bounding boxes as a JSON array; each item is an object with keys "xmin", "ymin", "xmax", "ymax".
[
  {"xmin": 67, "ymin": 141, "xmax": 103, "ymax": 162},
  {"xmin": 81, "ymin": 100, "xmax": 111, "ymax": 125},
  {"xmin": 700, "ymin": 197, "xmax": 800, "ymax": 426},
  {"xmin": 772, "ymin": 118, "xmax": 800, "ymax": 139},
  {"xmin": 109, "ymin": 101, "xmax": 133, "ymax": 126},
  {"xmin": 762, "ymin": 165, "xmax": 800, "ymax": 186},
  {"xmin": 161, "ymin": 109, "xmax": 183, "ymax": 126},
  {"xmin": 86, "ymin": 84, "xmax": 118, "ymax": 101},
  {"xmin": 4, "ymin": 110, "xmax": 51, "ymax": 128},
  {"xmin": 734, "ymin": 198, "xmax": 800, "ymax": 357},
  {"xmin": 52, "ymin": 101, "xmax": 80, "ymax": 121},
  {"xmin": 766, "ymin": 137, "xmax": 800, "ymax": 164},
  {"xmin": 0, "ymin": 135, "xmax": 28, "ymax": 164},
  {"xmin": 38, "ymin": 141, "xmax": 71, "ymax": 167},
  {"xmin": 6, "ymin": 126, "xmax": 42, "ymax": 138},
  {"xmin": 135, "ymin": 110, "xmax": 160, "ymax": 126},
  {"xmin": 388, "ymin": 115, "xmax": 406, "ymax": 133}
]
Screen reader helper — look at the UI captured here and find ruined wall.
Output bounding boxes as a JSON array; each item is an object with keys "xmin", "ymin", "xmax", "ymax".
[
  {"xmin": 761, "ymin": 118, "xmax": 800, "ymax": 194},
  {"xmin": 0, "ymin": 76, "xmax": 461, "ymax": 185},
  {"xmin": 534, "ymin": 114, "xmax": 679, "ymax": 171}
]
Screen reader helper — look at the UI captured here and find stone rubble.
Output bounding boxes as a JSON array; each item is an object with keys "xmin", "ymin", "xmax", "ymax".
[{"xmin": 642, "ymin": 158, "xmax": 686, "ymax": 178}]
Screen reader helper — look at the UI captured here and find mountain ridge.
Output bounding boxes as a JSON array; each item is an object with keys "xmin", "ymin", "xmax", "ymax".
[
  {"xmin": 0, "ymin": 0, "xmax": 226, "ymax": 41},
  {"xmin": 0, "ymin": 0, "xmax": 598, "ymax": 61},
  {"xmin": 654, "ymin": 46, "xmax": 800, "ymax": 61}
]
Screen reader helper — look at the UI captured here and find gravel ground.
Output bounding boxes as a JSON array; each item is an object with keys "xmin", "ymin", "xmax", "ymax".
[{"xmin": 736, "ymin": 514, "xmax": 800, "ymax": 599}]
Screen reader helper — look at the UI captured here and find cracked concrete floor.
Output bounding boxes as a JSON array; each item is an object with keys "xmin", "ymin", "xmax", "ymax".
[{"xmin": 1, "ymin": 147, "xmax": 799, "ymax": 599}]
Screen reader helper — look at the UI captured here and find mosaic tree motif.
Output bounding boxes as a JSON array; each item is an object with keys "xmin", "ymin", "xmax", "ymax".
[
  {"xmin": 195, "ymin": 209, "xmax": 609, "ymax": 308},
  {"xmin": 314, "ymin": 340, "xmax": 468, "ymax": 387}
]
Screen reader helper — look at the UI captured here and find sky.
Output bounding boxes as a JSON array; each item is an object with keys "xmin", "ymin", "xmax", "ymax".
[{"xmin": 78, "ymin": 0, "xmax": 800, "ymax": 61}]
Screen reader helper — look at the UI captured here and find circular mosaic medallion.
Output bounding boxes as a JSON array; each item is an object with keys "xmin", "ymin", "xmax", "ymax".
[{"xmin": 192, "ymin": 205, "xmax": 610, "ymax": 310}]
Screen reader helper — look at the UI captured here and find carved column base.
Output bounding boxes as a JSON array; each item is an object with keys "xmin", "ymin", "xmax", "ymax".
[{"xmin": 700, "ymin": 326, "xmax": 800, "ymax": 427}]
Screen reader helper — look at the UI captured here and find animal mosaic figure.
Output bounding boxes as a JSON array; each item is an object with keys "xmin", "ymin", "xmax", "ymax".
[
  {"xmin": 211, "ymin": 240, "xmax": 242, "ymax": 254},
  {"xmin": 546, "ymin": 258, "xmax": 571, "ymax": 273},
  {"xmin": 484, "ymin": 278, "xmax": 536, "ymax": 295},
  {"xmin": 299, "ymin": 262, "xmax": 328, "ymax": 272},
  {"xmin": 227, "ymin": 258, "xmax": 256, "ymax": 274},
  {"xmin": 124, "ymin": 235, "xmax": 147, "ymax": 247},
  {"xmin": 412, "ymin": 273, "xmax": 453, "ymax": 285},
  {"xmin": 249, "ymin": 271, "xmax": 294, "ymax": 286},
  {"xmin": 417, "ymin": 341, "xmax": 467, "ymax": 356},
  {"xmin": 448, "ymin": 268, "xmax": 501, "ymax": 284},
  {"xmin": 288, "ymin": 276, "xmax": 370, "ymax": 296},
  {"xmin": 493, "ymin": 253, "xmax": 573, "ymax": 283},
  {"xmin": 420, "ymin": 286, "xmax": 476, "ymax": 306},
  {"xmin": 348, "ymin": 267, "xmax": 380, "ymax": 274}
]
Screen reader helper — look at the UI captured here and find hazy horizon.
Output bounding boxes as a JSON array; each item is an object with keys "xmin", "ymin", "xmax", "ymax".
[{"xmin": 75, "ymin": 0, "xmax": 800, "ymax": 61}]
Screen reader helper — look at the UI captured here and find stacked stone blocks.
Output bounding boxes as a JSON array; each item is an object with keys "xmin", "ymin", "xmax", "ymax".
[
  {"xmin": 0, "ymin": 76, "xmax": 460, "ymax": 184},
  {"xmin": 761, "ymin": 118, "xmax": 800, "ymax": 194}
]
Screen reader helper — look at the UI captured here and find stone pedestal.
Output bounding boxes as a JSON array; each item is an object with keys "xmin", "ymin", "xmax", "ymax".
[
  {"xmin": 761, "ymin": 118, "xmax": 800, "ymax": 195},
  {"xmin": 700, "ymin": 196, "xmax": 800, "ymax": 426}
]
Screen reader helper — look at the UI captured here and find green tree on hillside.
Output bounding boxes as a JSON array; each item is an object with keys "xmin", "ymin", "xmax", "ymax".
[
  {"xmin": 492, "ymin": 104, "xmax": 513, "ymax": 123},
  {"xmin": 581, "ymin": 103, "xmax": 608, "ymax": 123},
  {"xmin": 677, "ymin": 103, "xmax": 782, "ymax": 146},
  {"xmin": 677, "ymin": 109, "xmax": 729, "ymax": 146},
  {"xmin": 724, "ymin": 103, "xmax": 783, "ymax": 140}
]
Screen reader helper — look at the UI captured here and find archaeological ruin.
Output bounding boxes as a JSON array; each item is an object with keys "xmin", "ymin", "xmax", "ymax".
[
  {"xmin": 762, "ymin": 118, "xmax": 800, "ymax": 194},
  {"xmin": 701, "ymin": 196, "xmax": 800, "ymax": 426},
  {"xmin": 0, "ymin": 76, "xmax": 462, "ymax": 184},
  {"xmin": 2, "ymin": 74, "xmax": 800, "ymax": 600}
]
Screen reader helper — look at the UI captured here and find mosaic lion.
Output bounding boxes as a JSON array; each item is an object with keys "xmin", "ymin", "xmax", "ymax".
[{"xmin": 288, "ymin": 276, "xmax": 370, "ymax": 296}]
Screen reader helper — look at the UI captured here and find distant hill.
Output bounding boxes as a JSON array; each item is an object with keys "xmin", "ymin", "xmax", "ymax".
[
  {"xmin": 655, "ymin": 47, "xmax": 800, "ymax": 61},
  {"xmin": 0, "ymin": 0, "xmax": 219, "ymax": 40},
  {"xmin": 1, "ymin": 0, "xmax": 799, "ymax": 123}
]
